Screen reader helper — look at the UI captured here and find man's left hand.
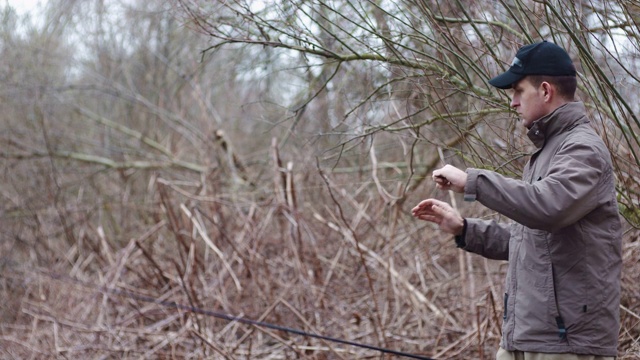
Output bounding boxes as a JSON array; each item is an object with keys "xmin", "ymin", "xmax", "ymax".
[{"xmin": 432, "ymin": 164, "xmax": 467, "ymax": 193}]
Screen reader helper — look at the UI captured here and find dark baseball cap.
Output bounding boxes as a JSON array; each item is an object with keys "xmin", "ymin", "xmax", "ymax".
[{"xmin": 489, "ymin": 41, "xmax": 576, "ymax": 89}]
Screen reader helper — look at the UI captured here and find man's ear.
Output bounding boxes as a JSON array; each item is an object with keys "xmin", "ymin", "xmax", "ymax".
[{"xmin": 540, "ymin": 81, "xmax": 554, "ymax": 103}]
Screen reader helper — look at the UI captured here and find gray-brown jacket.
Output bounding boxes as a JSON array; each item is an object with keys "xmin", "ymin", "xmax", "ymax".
[{"xmin": 460, "ymin": 102, "xmax": 622, "ymax": 356}]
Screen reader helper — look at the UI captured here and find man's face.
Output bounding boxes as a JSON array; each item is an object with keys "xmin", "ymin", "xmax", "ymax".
[{"xmin": 510, "ymin": 77, "xmax": 547, "ymax": 128}]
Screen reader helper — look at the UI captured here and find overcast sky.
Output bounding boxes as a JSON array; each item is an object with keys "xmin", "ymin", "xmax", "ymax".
[{"xmin": 4, "ymin": 0, "xmax": 42, "ymax": 15}]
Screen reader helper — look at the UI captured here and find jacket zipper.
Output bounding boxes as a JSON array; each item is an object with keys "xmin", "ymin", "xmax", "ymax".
[
  {"xmin": 503, "ymin": 293, "xmax": 508, "ymax": 321},
  {"xmin": 551, "ymin": 261, "xmax": 568, "ymax": 342}
]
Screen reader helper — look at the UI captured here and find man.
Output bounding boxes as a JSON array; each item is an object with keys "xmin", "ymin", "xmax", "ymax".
[{"xmin": 412, "ymin": 41, "xmax": 622, "ymax": 360}]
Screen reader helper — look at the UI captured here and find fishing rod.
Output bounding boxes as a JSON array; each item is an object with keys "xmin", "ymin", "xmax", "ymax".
[{"xmin": 42, "ymin": 273, "xmax": 435, "ymax": 360}]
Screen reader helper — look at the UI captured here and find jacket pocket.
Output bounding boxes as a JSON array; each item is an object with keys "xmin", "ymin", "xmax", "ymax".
[
  {"xmin": 520, "ymin": 227, "xmax": 550, "ymax": 289},
  {"xmin": 517, "ymin": 227, "xmax": 569, "ymax": 343}
]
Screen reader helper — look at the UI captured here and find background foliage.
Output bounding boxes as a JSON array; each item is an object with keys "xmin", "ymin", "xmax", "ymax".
[{"xmin": 1, "ymin": 0, "xmax": 639, "ymax": 358}]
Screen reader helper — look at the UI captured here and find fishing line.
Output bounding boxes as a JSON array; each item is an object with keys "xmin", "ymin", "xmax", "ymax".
[{"xmin": 41, "ymin": 273, "xmax": 435, "ymax": 360}]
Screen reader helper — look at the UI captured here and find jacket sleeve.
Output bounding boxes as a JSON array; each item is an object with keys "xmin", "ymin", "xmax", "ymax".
[
  {"xmin": 463, "ymin": 140, "xmax": 609, "ymax": 232},
  {"xmin": 460, "ymin": 218, "xmax": 511, "ymax": 260}
]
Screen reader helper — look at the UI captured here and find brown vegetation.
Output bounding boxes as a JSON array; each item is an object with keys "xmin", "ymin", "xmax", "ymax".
[{"xmin": 0, "ymin": 0, "xmax": 639, "ymax": 358}]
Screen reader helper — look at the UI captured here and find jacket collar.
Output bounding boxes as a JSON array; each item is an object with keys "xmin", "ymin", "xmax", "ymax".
[{"xmin": 526, "ymin": 101, "xmax": 588, "ymax": 148}]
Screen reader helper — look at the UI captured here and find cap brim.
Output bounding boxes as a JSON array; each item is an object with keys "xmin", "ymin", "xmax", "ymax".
[{"xmin": 488, "ymin": 70, "xmax": 524, "ymax": 89}]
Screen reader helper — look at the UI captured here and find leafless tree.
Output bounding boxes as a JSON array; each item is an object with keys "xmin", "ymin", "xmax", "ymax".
[{"xmin": 0, "ymin": 0, "xmax": 638, "ymax": 358}]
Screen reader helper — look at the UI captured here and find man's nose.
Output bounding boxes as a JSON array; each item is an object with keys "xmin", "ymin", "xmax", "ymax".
[{"xmin": 510, "ymin": 98, "xmax": 519, "ymax": 108}]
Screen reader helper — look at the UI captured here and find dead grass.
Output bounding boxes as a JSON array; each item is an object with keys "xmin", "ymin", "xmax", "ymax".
[{"xmin": 1, "ymin": 157, "xmax": 638, "ymax": 359}]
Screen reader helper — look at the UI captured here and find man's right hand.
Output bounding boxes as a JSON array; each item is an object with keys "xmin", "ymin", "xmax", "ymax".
[{"xmin": 411, "ymin": 198, "xmax": 464, "ymax": 236}]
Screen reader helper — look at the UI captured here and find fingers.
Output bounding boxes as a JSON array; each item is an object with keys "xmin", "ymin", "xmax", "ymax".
[
  {"xmin": 432, "ymin": 164, "xmax": 467, "ymax": 193},
  {"xmin": 432, "ymin": 165, "xmax": 452, "ymax": 180},
  {"xmin": 411, "ymin": 198, "xmax": 434, "ymax": 212},
  {"xmin": 433, "ymin": 175, "xmax": 451, "ymax": 189},
  {"xmin": 429, "ymin": 202, "xmax": 448, "ymax": 215},
  {"xmin": 412, "ymin": 196, "xmax": 463, "ymax": 235},
  {"xmin": 432, "ymin": 167, "xmax": 453, "ymax": 190},
  {"xmin": 427, "ymin": 198, "xmax": 449, "ymax": 208},
  {"xmin": 414, "ymin": 214, "xmax": 439, "ymax": 223},
  {"xmin": 411, "ymin": 198, "xmax": 437, "ymax": 216},
  {"xmin": 411, "ymin": 198, "xmax": 450, "ymax": 217}
]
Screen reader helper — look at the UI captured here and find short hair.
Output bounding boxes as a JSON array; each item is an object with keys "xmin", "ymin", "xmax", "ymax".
[{"xmin": 527, "ymin": 75, "xmax": 577, "ymax": 101}]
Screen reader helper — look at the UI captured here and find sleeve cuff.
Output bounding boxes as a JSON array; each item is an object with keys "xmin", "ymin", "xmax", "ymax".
[
  {"xmin": 464, "ymin": 169, "xmax": 479, "ymax": 202},
  {"xmin": 454, "ymin": 219, "xmax": 468, "ymax": 248}
]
